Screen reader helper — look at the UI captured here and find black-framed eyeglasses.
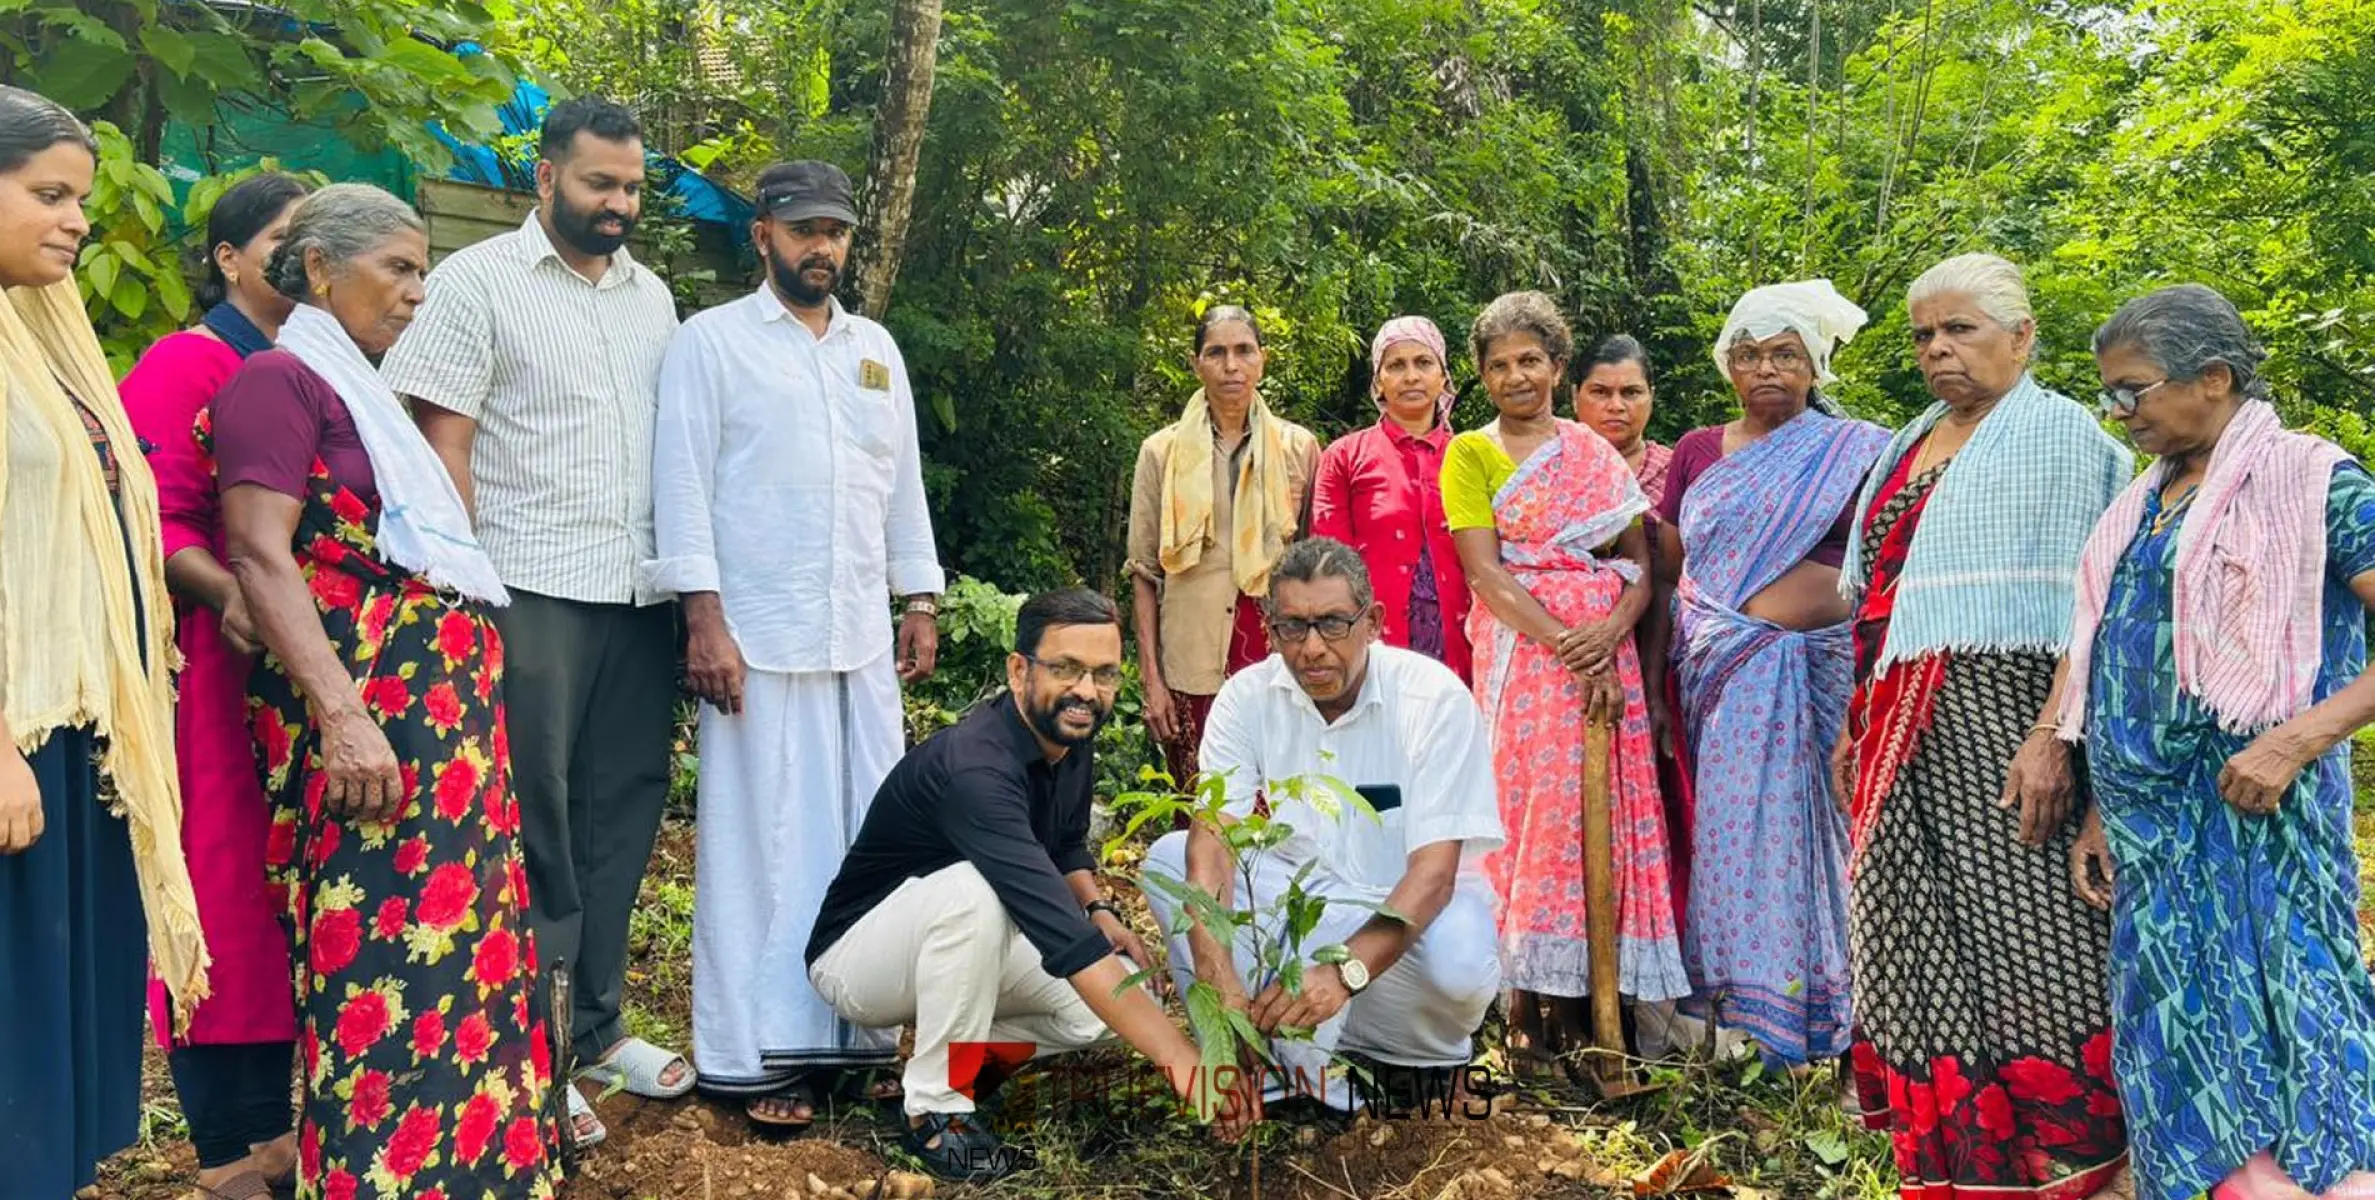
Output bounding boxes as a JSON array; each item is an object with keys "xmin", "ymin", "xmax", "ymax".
[
  {"xmin": 1023, "ymin": 655, "xmax": 1123, "ymax": 689},
  {"xmin": 1267, "ymin": 608, "xmax": 1370, "ymax": 644},
  {"xmin": 2098, "ymin": 378, "xmax": 2171, "ymax": 417}
]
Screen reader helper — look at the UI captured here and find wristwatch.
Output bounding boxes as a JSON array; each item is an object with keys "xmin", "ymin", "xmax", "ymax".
[
  {"xmin": 904, "ymin": 595, "xmax": 940, "ymax": 618},
  {"xmin": 1084, "ymin": 900, "xmax": 1123, "ymax": 922},
  {"xmin": 1334, "ymin": 956, "xmax": 1371, "ymax": 994}
]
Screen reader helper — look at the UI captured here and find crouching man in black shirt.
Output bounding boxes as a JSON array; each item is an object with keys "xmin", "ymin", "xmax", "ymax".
[{"xmin": 806, "ymin": 588, "xmax": 1246, "ymax": 1181}]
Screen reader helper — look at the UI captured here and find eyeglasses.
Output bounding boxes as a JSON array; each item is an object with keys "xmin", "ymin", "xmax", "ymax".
[
  {"xmin": 1023, "ymin": 656, "xmax": 1122, "ymax": 689},
  {"xmin": 2097, "ymin": 378, "xmax": 2171, "ymax": 417},
  {"xmin": 1267, "ymin": 609, "xmax": 1370, "ymax": 644},
  {"xmin": 1725, "ymin": 345, "xmax": 1809, "ymax": 373}
]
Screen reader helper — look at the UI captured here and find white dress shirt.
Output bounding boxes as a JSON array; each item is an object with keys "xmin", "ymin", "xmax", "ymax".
[
  {"xmin": 643, "ymin": 285, "xmax": 945, "ymax": 674},
  {"xmin": 1200, "ymin": 645, "xmax": 1504, "ymax": 900},
  {"xmin": 381, "ymin": 214, "xmax": 677, "ymax": 604}
]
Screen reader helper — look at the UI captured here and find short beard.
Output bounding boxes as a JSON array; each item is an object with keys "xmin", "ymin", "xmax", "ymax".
[
  {"xmin": 551, "ymin": 196, "xmax": 633, "ymax": 257},
  {"xmin": 1026, "ymin": 695, "xmax": 1108, "ymax": 747},
  {"xmin": 768, "ymin": 247, "xmax": 841, "ymax": 308}
]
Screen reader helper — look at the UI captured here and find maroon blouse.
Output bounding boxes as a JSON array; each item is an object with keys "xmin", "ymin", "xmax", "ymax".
[
  {"xmin": 211, "ymin": 350, "xmax": 378, "ymax": 505},
  {"xmin": 1655, "ymin": 424, "xmax": 1854, "ymax": 568}
]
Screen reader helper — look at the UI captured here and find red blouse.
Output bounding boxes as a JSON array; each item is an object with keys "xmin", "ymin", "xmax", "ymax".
[{"xmin": 1308, "ymin": 418, "xmax": 1472, "ymax": 682}]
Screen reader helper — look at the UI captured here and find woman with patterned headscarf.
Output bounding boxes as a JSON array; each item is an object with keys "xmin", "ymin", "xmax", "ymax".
[
  {"xmin": 1125, "ymin": 305, "xmax": 1320, "ymax": 786},
  {"xmin": 1308, "ymin": 316, "xmax": 1472, "ymax": 682},
  {"xmin": 1647, "ymin": 279, "xmax": 1892, "ymax": 1069}
]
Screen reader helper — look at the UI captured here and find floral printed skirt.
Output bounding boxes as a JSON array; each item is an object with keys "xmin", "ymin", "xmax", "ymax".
[{"xmin": 252, "ymin": 463, "xmax": 560, "ymax": 1200}]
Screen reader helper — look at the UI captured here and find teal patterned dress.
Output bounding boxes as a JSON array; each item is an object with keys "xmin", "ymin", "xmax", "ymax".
[{"xmin": 2082, "ymin": 461, "xmax": 2375, "ymax": 1200}]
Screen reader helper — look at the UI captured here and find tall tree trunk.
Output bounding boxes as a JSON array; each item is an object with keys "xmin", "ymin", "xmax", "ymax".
[{"xmin": 852, "ymin": 0, "xmax": 945, "ymax": 318}]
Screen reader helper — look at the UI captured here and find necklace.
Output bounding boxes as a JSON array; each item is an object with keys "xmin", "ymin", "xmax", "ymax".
[
  {"xmin": 1908, "ymin": 428, "xmax": 1961, "ymax": 478},
  {"xmin": 2148, "ymin": 483, "xmax": 2199, "ymax": 536}
]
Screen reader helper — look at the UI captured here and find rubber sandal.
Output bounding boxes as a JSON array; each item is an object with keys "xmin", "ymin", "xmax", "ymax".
[
  {"xmin": 745, "ymin": 1082, "xmax": 817, "ymax": 1131},
  {"xmin": 565, "ymin": 1084, "xmax": 609, "ymax": 1148},
  {"xmin": 577, "ymin": 1036, "xmax": 698, "ymax": 1100}
]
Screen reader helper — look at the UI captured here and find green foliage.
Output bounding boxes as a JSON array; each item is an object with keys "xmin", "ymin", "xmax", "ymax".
[
  {"xmin": 3, "ymin": 0, "xmax": 521, "ymax": 169},
  {"xmin": 1108, "ymin": 765, "xmax": 1389, "ymax": 1071},
  {"xmin": 1673, "ymin": 0, "xmax": 2375, "ymax": 428},
  {"xmin": 15, "ymin": 2, "xmax": 531, "ymax": 365},
  {"xmin": 75, "ymin": 130, "xmax": 325, "ymax": 373},
  {"xmin": 900, "ymin": 575, "xmax": 1159, "ymax": 800},
  {"xmin": 516, "ymin": 0, "xmax": 2375, "ymax": 601}
]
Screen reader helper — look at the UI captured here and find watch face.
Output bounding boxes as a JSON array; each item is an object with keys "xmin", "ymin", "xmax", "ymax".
[{"xmin": 1340, "ymin": 958, "xmax": 1369, "ymax": 992}]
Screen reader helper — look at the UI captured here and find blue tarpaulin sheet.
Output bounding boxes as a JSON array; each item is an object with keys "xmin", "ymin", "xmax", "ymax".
[{"xmin": 433, "ymin": 45, "xmax": 754, "ymax": 243}]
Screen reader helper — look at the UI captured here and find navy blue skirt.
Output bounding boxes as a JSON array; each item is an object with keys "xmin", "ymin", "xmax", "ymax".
[{"xmin": 0, "ymin": 726, "xmax": 146, "ymax": 1199}]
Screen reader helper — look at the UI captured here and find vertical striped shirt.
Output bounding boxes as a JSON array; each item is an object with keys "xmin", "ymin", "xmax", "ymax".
[{"xmin": 382, "ymin": 213, "xmax": 679, "ymax": 604}]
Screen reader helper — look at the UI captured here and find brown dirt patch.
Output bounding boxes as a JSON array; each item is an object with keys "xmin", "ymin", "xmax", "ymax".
[
  {"xmin": 568, "ymin": 1093, "xmax": 902, "ymax": 1200},
  {"xmin": 1247, "ymin": 1111, "xmax": 1623, "ymax": 1200}
]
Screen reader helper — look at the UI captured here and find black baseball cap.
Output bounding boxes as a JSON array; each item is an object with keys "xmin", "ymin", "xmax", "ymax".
[{"xmin": 755, "ymin": 160, "xmax": 860, "ymax": 226}]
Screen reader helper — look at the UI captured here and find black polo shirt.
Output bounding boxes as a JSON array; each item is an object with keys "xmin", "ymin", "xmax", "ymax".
[{"xmin": 805, "ymin": 697, "xmax": 1111, "ymax": 978}]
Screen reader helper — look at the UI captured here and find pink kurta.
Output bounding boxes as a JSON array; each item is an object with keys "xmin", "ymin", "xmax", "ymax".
[{"xmin": 122, "ymin": 330, "xmax": 297, "ymax": 1047}]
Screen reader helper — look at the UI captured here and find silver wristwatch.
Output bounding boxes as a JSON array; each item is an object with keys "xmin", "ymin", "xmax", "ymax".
[{"xmin": 1335, "ymin": 956, "xmax": 1371, "ymax": 994}]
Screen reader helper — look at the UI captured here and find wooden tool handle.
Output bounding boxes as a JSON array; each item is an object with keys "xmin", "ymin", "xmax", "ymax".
[{"xmin": 1581, "ymin": 717, "xmax": 1625, "ymax": 1060}]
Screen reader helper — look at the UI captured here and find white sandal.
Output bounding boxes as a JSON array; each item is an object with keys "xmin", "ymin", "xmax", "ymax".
[
  {"xmin": 577, "ymin": 1036, "xmax": 698, "ymax": 1100},
  {"xmin": 565, "ymin": 1084, "xmax": 608, "ymax": 1148}
]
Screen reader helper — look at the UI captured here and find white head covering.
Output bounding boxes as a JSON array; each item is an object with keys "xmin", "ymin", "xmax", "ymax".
[{"xmin": 1713, "ymin": 279, "xmax": 1869, "ymax": 385}]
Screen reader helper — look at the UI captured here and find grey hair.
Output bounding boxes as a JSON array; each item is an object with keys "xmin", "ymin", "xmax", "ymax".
[
  {"xmin": 1907, "ymin": 253, "xmax": 2034, "ymax": 332},
  {"xmin": 1267, "ymin": 537, "xmax": 1374, "ymax": 612},
  {"xmin": 264, "ymin": 183, "xmax": 425, "ymax": 301},
  {"xmin": 2092, "ymin": 283, "xmax": 2270, "ymax": 402},
  {"xmin": 1470, "ymin": 290, "xmax": 1574, "ymax": 369}
]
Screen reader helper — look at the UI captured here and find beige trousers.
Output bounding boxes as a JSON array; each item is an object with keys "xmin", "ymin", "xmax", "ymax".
[{"xmin": 808, "ymin": 862, "xmax": 1112, "ymax": 1116}]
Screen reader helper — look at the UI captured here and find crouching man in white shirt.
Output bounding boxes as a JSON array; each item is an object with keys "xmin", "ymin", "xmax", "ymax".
[{"xmin": 1142, "ymin": 537, "xmax": 1504, "ymax": 1111}]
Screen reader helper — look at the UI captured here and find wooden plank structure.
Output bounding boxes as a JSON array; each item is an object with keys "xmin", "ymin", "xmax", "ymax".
[{"xmin": 416, "ymin": 177, "xmax": 750, "ymax": 313}]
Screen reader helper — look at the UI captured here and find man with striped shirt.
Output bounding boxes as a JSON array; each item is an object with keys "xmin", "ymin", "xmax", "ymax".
[{"xmin": 384, "ymin": 95, "xmax": 690, "ymax": 1144}]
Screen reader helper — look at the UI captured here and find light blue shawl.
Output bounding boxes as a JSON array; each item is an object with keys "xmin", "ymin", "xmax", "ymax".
[{"xmin": 1840, "ymin": 374, "xmax": 2133, "ymax": 670}]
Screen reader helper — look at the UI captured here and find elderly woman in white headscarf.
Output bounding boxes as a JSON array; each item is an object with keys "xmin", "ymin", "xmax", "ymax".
[
  {"xmin": 1645, "ymin": 279, "xmax": 1891, "ymax": 1068},
  {"xmin": 1308, "ymin": 315, "xmax": 1473, "ymax": 681}
]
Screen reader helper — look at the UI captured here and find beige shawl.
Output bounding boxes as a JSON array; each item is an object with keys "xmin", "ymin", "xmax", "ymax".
[
  {"xmin": 1, "ymin": 279, "xmax": 207, "ymax": 1027},
  {"xmin": 1157, "ymin": 387, "xmax": 1297, "ymax": 595}
]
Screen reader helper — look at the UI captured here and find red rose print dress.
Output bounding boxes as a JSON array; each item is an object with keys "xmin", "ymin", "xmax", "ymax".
[{"xmin": 242, "ymin": 434, "xmax": 562, "ymax": 1200}]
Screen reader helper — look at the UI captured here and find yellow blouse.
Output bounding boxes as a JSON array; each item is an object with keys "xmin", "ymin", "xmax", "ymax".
[{"xmin": 1440, "ymin": 429, "xmax": 1518, "ymax": 531}]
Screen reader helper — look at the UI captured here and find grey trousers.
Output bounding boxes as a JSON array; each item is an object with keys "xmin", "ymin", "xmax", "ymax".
[{"xmin": 490, "ymin": 589, "xmax": 678, "ymax": 1064}]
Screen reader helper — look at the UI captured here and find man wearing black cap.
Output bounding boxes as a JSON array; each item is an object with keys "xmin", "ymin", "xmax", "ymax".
[{"xmin": 644, "ymin": 159, "xmax": 946, "ymax": 1129}]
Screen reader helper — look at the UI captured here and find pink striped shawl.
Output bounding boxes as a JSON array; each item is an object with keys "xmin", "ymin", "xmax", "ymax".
[{"xmin": 2058, "ymin": 400, "xmax": 2349, "ymax": 738}]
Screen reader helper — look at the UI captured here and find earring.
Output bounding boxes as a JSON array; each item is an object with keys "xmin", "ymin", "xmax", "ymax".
[
  {"xmin": 225, "ymin": 270, "xmax": 239, "ymax": 286},
  {"xmin": 314, "ymin": 283, "xmax": 330, "ymax": 298}
]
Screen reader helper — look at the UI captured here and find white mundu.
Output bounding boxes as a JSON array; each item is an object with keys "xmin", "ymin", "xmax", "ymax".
[
  {"xmin": 645, "ymin": 284, "xmax": 945, "ymax": 1098},
  {"xmin": 1141, "ymin": 645, "xmax": 1503, "ymax": 1109}
]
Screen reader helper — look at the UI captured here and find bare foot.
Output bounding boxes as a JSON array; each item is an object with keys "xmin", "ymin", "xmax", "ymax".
[
  {"xmin": 250, "ymin": 1132, "xmax": 297, "ymax": 1182},
  {"xmin": 746, "ymin": 1086, "xmax": 816, "ymax": 1128},
  {"xmin": 2087, "ymin": 1165, "xmax": 2136, "ymax": 1200},
  {"xmin": 193, "ymin": 1155, "xmax": 264, "ymax": 1193}
]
